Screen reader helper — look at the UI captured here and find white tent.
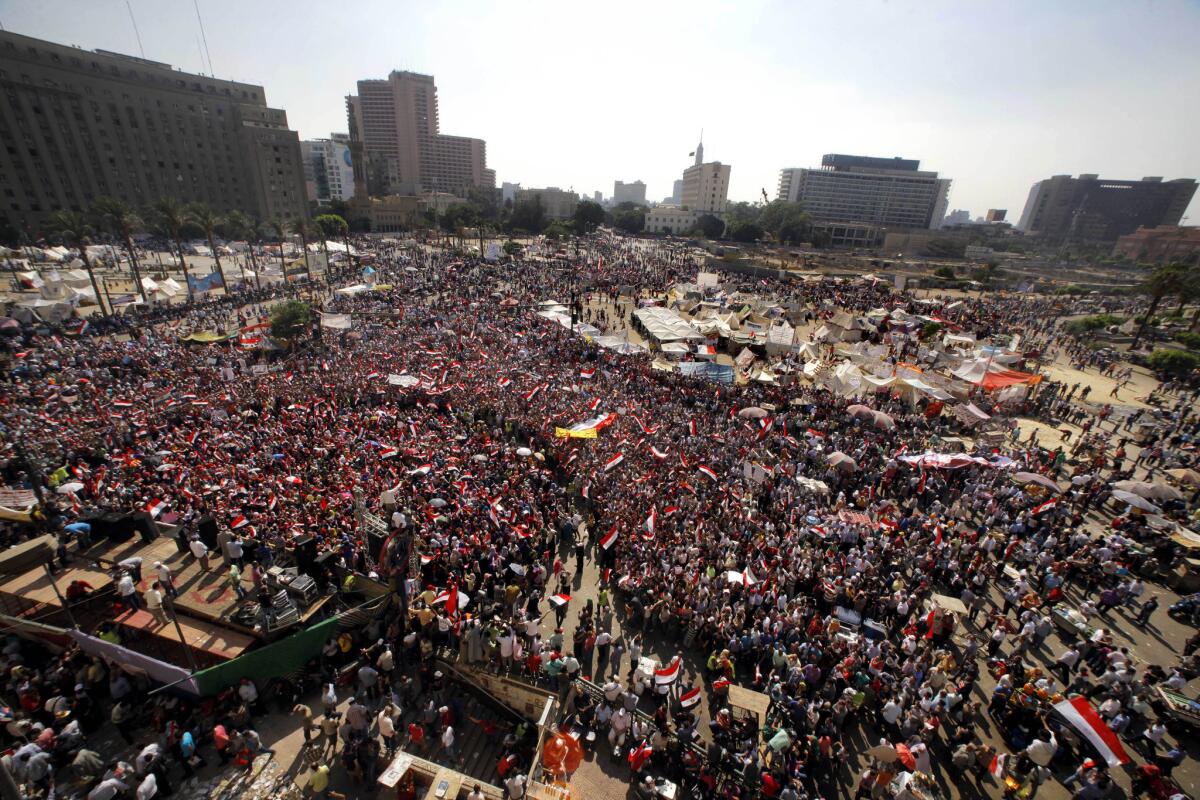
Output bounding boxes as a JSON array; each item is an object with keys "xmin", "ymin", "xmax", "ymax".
[{"xmin": 634, "ymin": 306, "xmax": 703, "ymax": 343}]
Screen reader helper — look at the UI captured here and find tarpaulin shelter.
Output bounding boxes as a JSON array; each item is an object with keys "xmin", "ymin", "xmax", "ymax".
[
  {"xmin": 953, "ymin": 358, "xmax": 1042, "ymax": 390},
  {"xmin": 633, "ymin": 306, "xmax": 703, "ymax": 343}
]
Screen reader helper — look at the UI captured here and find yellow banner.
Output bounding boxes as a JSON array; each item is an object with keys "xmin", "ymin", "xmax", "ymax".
[{"xmin": 555, "ymin": 427, "xmax": 597, "ymax": 439}]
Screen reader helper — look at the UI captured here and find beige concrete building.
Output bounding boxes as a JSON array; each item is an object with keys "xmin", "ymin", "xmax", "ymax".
[
  {"xmin": 613, "ymin": 180, "xmax": 646, "ymax": 205},
  {"xmin": 681, "ymin": 162, "xmax": 731, "ymax": 213},
  {"xmin": 0, "ymin": 30, "xmax": 307, "ymax": 237},
  {"xmin": 346, "ymin": 71, "xmax": 493, "ymax": 198},
  {"xmin": 644, "ymin": 207, "xmax": 699, "ymax": 235}
]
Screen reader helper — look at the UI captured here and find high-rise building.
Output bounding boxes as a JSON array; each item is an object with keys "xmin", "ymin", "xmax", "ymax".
[
  {"xmin": 515, "ymin": 187, "xmax": 578, "ymax": 219},
  {"xmin": 1017, "ymin": 174, "xmax": 1197, "ymax": 242},
  {"xmin": 777, "ymin": 154, "xmax": 950, "ymax": 230},
  {"xmin": 0, "ymin": 30, "xmax": 307, "ymax": 237},
  {"xmin": 943, "ymin": 209, "xmax": 971, "ymax": 226},
  {"xmin": 985, "ymin": 209, "xmax": 1007, "ymax": 222},
  {"xmin": 680, "ymin": 139, "xmax": 730, "ymax": 214},
  {"xmin": 613, "ymin": 180, "xmax": 647, "ymax": 206},
  {"xmin": 593, "ymin": 191, "xmax": 603, "ymax": 204},
  {"xmin": 346, "ymin": 70, "xmax": 493, "ymax": 198},
  {"xmin": 301, "ymin": 134, "xmax": 355, "ymax": 205},
  {"xmin": 501, "ymin": 182, "xmax": 521, "ymax": 204},
  {"xmin": 671, "ymin": 180, "xmax": 683, "ymax": 205}
]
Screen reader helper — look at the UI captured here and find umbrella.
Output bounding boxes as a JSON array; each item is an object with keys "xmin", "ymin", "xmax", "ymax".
[
  {"xmin": 826, "ymin": 452, "xmax": 858, "ymax": 471},
  {"xmin": 509, "ymin": 563, "xmax": 526, "ymax": 576},
  {"xmin": 1070, "ymin": 474, "xmax": 1094, "ymax": 486},
  {"xmin": 738, "ymin": 406, "xmax": 768, "ymax": 419},
  {"xmin": 796, "ymin": 476, "xmax": 830, "ymax": 494},
  {"xmin": 1166, "ymin": 468, "xmax": 1200, "ymax": 487},
  {"xmin": 472, "ymin": 454, "xmax": 488, "ymax": 462},
  {"xmin": 846, "ymin": 404, "xmax": 874, "ymax": 419},
  {"xmin": 1113, "ymin": 480, "xmax": 1183, "ymax": 502},
  {"xmin": 429, "ymin": 498, "xmax": 448, "ymax": 508},
  {"xmin": 871, "ymin": 411, "xmax": 896, "ymax": 430},
  {"xmin": 516, "ymin": 447, "xmax": 533, "ymax": 457},
  {"xmin": 867, "ymin": 743, "xmax": 897, "ymax": 763},
  {"xmin": 894, "ymin": 743, "xmax": 917, "ymax": 771},
  {"xmin": 1013, "ymin": 472, "xmax": 1063, "ymax": 493},
  {"xmin": 1110, "ymin": 490, "xmax": 1161, "ymax": 513},
  {"xmin": 0, "ymin": 318, "xmax": 19, "ymax": 336},
  {"xmin": 55, "ymin": 481, "xmax": 85, "ymax": 494}
]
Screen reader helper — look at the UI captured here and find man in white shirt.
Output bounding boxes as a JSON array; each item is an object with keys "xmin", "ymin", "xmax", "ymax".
[
  {"xmin": 189, "ymin": 537, "xmax": 210, "ymax": 571},
  {"xmin": 505, "ymin": 772, "xmax": 527, "ymax": 799},
  {"xmin": 117, "ymin": 572, "xmax": 141, "ymax": 611},
  {"xmin": 441, "ymin": 724, "xmax": 457, "ymax": 761},
  {"xmin": 377, "ymin": 704, "xmax": 397, "ymax": 756}
]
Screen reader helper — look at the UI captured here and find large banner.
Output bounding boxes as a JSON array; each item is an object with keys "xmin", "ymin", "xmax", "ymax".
[
  {"xmin": 68, "ymin": 630, "xmax": 199, "ymax": 694},
  {"xmin": 187, "ymin": 272, "xmax": 225, "ymax": 293}
]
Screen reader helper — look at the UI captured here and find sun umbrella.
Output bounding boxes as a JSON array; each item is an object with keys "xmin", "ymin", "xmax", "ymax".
[
  {"xmin": 1113, "ymin": 480, "xmax": 1183, "ymax": 502},
  {"xmin": 1110, "ymin": 490, "xmax": 1161, "ymax": 513},
  {"xmin": 867, "ymin": 743, "xmax": 897, "ymax": 763},
  {"xmin": 516, "ymin": 447, "xmax": 533, "ymax": 457},
  {"xmin": 894, "ymin": 743, "xmax": 917, "ymax": 771},
  {"xmin": 429, "ymin": 498, "xmax": 448, "ymax": 508},
  {"xmin": 736, "ymin": 406, "xmax": 767, "ymax": 419},
  {"xmin": 826, "ymin": 452, "xmax": 858, "ymax": 471},
  {"xmin": 1013, "ymin": 472, "xmax": 1063, "ymax": 493},
  {"xmin": 1070, "ymin": 474, "xmax": 1094, "ymax": 486},
  {"xmin": 871, "ymin": 411, "xmax": 896, "ymax": 430},
  {"xmin": 55, "ymin": 481, "xmax": 85, "ymax": 494},
  {"xmin": 846, "ymin": 404, "xmax": 874, "ymax": 419},
  {"xmin": 509, "ymin": 563, "xmax": 526, "ymax": 576},
  {"xmin": 1166, "ymin": 468, "xmax": 1200, "ymax": 487}
]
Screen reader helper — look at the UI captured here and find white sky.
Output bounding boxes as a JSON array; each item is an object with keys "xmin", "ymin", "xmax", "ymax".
[{"xmin": 3, "ymin": 0, "xmax": 1199, "ymax": 221}]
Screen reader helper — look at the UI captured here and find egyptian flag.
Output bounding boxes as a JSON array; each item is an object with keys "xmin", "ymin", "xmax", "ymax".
[
  {"xmin": 688, "ymin": 419, "xmax": 698, "ymax": 436},
  {"xmin": 628, "ymin": 741, "xmax": 652, "ymax": 772},
  {"xmin": 145, "ymin": 498, "xmax": 168, "ymax": 519},
  {"xmin": 549, "ymin": 594, "xmax": 571, "ymax": 608},
  {"xmin": 603, "ymin": 453, "xmax": 625, "ymax": 472},
  {"xmin": 112, "ymin": 399, "xmax": 134, "ymax": 408},
  {"xmin": 187, "ymin": 431, "xmax": 201, "ymax": 446},
  {"xmin": 1053, "ymin": 697, "xmax": 1131, "ymax": 766},
  {"xmin": 445, "ymin": 581, "xmax": 459, "ymax": 617},
  {"xmin": 600, "ymin": 525, "xmax": 618, "ymax": 550},
  {"xmin": 581, "ymin": 483, "xmax": 591, "ymax": 501},
  {"xmin": 878, "ymin": 517, "xmax": 898, "ymax": 532},
  {"xmin": 924, "ymin": 608, "xmax": 937, "ymax": 639},
  {"xmin": 283, "ymin": 475, "xmax": 303, "ymax": 485},
  {"xmin": 497, "ymin": 377, "xmax": 511, "ymax": 388},
  {"xmin": 408, "ymin": 464, "xmax": 433, "ymax": 476},
  {"xmin": 663, "ymin": 505, "xmax": 680, "ymax": 517},
  {"xmin": 268, "ymin": 495, "xmax": 278, "ymax": 511},
  {"xmin": 580, "ymin": 367, "xmax": 596, "ymax": 379},
  {"xmin": 379, "ymin": 446, "xmax": 398, "ymax": 460},
  {"xmin": 933, "ymin": 525, "xmax": 943, "ymax": 546},
  {"xmin": 697, "ymin": 465, "xmax": 718, "ymax": 481},
  {"xmin": 1033, "ymin": 498, "xmax": 1057, "ymax": 515},
  {"xmin": 650, "ymin": 445, "xmax": 669, "ymax": 461},
  {"xmin": 757, "ymin": 418, "xmax": 774, "ymax": 441},
  {"xmin": 917, "ymin": 468, "xmax": 927, "ymax": 494},
  {"xmin": 712, "ymin": 677, "xmax": 731, "ymax": 692},
  {"xmin": 588, "ymin": 397, "xmax": 601, "ymax": 412},
  {"xmin": 231, "ymin": 514, "xmax": 250, "ymax": 529},
  {"xmin": 988, "ymin": 753, "xmax": 1007, "ymax": 780},
  {"xmin": 654, "ymin": 656, "xmax": 682, "ymax": 685},
  {"xmin": 679, "ymin": 687, "xmax": 702, "ymax": 709},
  {"xmin": 644, "ymin": 508, "xmax": 657, "ymax": 535}
]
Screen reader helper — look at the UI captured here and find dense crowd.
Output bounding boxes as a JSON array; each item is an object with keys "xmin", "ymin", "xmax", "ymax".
[{"xmin": 1, "ymin": 233, "xmax": 1198, "ymax": 799}]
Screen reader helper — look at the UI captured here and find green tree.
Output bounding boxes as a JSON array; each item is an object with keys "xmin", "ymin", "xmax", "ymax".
[
  {"xmin": 933, "ymin": 266, "xmax": 956, "ymax": 279},
  {"xmin": 186, "ymin": 203, "xmax": 228, "ymax": 293},
  {"xmin": 466, "ymin": 187, "xmax": 500, "ymax": 224},
  {"xmin": 502, "ymin": 240, "xmax": 522, "ymax": 257},
  {"xmin": 289, "ymin": 217, "xmax": 314, "ymax": 283},
  {"xmin": 314, "ymin": 213, "xmax": 351, "ymax": 272},
  {"xmin": 149, "ymin": 197, "xmax": 190, "ymax": 291},
  {"xmin": 270, "ymin": 299, "xmax": 313, "ymax": 344},
  {"xmin": 723, "ymin": 201, "xmax": 760, "ymax": 227},
  {"xmin": 543, "ymin": 221, "xmax": 573, "ymax": 240},
  {"xmin": 268, "ymin": 218, "xmax": 289, "ymax": 274},
  {"xmin": 1131, "ymin": 263, "xmax": 1187, "ymax": 349},
  {"xmin": 1175, "ymin": 331, "xmax": 1200, "ymax": 350},
  {"xmin": 92, "ymin": 198, "xmax": 147, "ymax": 301},
  {"xmin": 47, "ymin": 210, "xmax": 107, "ymax": 316},
  {"xmin": 573, "ymin": 200, "xmax": 605, "ymax": 235},
  {"xmin": 222, "ymin": 210, "xmax": 260, "ymax": 289},
  {"xmin": 694, "ymin": 214, "xmax": 726, "ymax": 239},
  {"xmin": 757, "ymin": 200, "xmax": 811, "ymax": 244},
  {"xmin": 727, "ymin": 220, "xmax": 763, "ymax": 243},
  {"xmin": 610, "ymin": 202, "xmax": 646, "ymax": 234},
  {"xmin": 508, "ymin": 195, "xmax": 545, "ymax": 234},
  {"xmin": 1148, "ymin": 348, "xmax": 1200, "ymax": 377}
]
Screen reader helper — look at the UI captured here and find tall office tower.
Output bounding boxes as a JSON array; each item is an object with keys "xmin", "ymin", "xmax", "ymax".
[
  {"xmin": 777, "ymin": 155, "xmax": 951, "ymax": 230},
  {"xmin": 1018, "ymin": 174, "xmax": 1196, "ymax": 242},
  {"xmin": 346, "ymin": 70, "xmax": 492, "ymax": 198}
]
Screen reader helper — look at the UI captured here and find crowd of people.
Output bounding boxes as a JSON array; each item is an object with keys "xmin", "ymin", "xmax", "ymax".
[{"xmin": 0, "ymin": 231, "xmax": 1198, "ymax": 799}]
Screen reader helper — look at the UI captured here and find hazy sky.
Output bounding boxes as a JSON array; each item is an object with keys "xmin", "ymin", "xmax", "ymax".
[{"xmin": 3, "ymin": 0, "xmax": 1199, "ymax": 221}]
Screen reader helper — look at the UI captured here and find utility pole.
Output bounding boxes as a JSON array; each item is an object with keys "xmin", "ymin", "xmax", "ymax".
[{"xmin": 162, "ymin": 592, "xmax": 200, "ymax": 673}]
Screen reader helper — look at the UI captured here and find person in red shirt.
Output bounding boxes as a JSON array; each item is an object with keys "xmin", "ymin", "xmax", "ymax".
[
  {"xmin": 761, "ymin": 771, "xmax": 782, "ymax": 797},
  {"xmin": 407, "ymin": 722, "xmax": 425, "ymax": 752}
]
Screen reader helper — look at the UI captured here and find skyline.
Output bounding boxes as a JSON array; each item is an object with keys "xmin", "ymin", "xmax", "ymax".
[{"xmin": 2, "ymin": 0, "xmax": 1199, "ymax": 224}]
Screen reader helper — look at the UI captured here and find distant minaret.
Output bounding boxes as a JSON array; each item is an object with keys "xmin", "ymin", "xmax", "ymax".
[{"xmin": 694, "ymin": 130, "xmax": 704, "ymax": 166}]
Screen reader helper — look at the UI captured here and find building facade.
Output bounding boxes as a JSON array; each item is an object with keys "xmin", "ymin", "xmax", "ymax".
[
  {"xmin": 681, "ymin": 162, "xmax": 730, "ymax": 213},
  {"xmin": 777, "ymin": 154, "xmax": 950, "ymax": 231},
  {"xmin": 515, "ymin": 187, "xmax": 578, "ymax": 219},
  {"xmin": 985, "ymin": 209, "xmax": 1007, "ymax": 222},
  {"xmin": 1018, "ymin": 174, "xmax": 1197, "ymax": 242},
  {"xmin": 300, "ymin": 134, "xmax": 355, "ymax": 205},
  {"xmin": 644, "ymin": 207, "xmax": 699, "ymax": 235},
  {"xmin": 613, "ymin": 180, "xmax": 647, "ymax": 206},
  {"xmin": 346, "ymin": 70, "xmax": 492, "ymax": 198},
  {"xmin": 1112, "ymin": 226, "xmax": 1200, "ymax": 264},
  {"xmin": 0, "ymin": 30, "xmax": 307, "ymax": 237}
]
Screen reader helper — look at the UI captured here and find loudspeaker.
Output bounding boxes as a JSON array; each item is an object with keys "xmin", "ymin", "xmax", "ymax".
[
  {"xmin": 292, "ymin": 536, "xmax": 317, "ymax": 575},
  {"xmin": 130, "ymin": 511, "xmax": 158, "ymax": 544},
  {"xmin": 197, "ymin": 515, "xmax": 219, "ymax": 550}
]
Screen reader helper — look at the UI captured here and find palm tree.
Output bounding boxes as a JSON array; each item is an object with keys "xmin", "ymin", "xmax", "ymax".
[
  {"xmin": 47, "ymin": 210, "xmax": 108, "ymax": 317},
  {"xmin": 269, "ymin": 218, "xmax": 288, "ymax": 275},
  {"xmin": 221, "ymin": 210, "xmax": 257, "ymax": 289},
  {"xmin": 1131, "ymin": 263, "xmax": 1187, "ymax": 349},
  {"xmin": 289, "ymin": 216, "xmax": 314, "ymax": 284},
  {"xmin": 92, "ymin": 198, "xmax": 147, "ymax": 301},
  {"xmin": 314, "ymin": 213, "xmax": 350, "ymax": 277},
  {"xmin": 150, "ymin": 197, "xmax": 189, "ymax": 282},
  {"xmin": 186, "ymin": 203, "xmax": 228, "ymax": 293}
]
